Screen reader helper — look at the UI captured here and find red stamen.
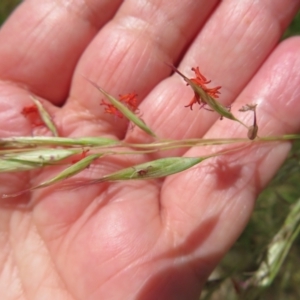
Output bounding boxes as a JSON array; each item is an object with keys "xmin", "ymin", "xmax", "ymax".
[
  {"xmin": 100, "ymin": 93, "xmax": 139, "ymax": 118},
  {"xmin": 184, "ymin": 94, "xmax": 201, "ymax": 110},
  {"xmin": 190, "ymin": 67, "xmax": 211, "ymax": 85},
  {"xmin": 186, "ymin": 67, "xmax": 222, "ymax": 110},
  {"xmin": 100, "ymin": 100, "xmax": 123, "ymax": 118},
  {"xmin": 119, "ymin": 93, "xmax": 138, "ymax": 111},
  {"xmin": 21, "ymin": 105, "xmax": 44, "ymax": 126},
  {"xmin": 21, "ymin": 105, "xmax": 38, "ymax": 116}
]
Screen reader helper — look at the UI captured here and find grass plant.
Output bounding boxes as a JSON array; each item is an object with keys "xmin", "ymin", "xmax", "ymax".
[{"xmin": 1, "ymin": 2, "xmax": 300, "ymax": 300}]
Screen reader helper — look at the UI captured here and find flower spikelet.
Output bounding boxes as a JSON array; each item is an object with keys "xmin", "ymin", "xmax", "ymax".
[
  {"xmin": 185, "ymin": 67, "xmax": 222, "ymax": 110},
  {"xmin": 101, "ymin": 93, "xmax": 139, "ymax": 118}
]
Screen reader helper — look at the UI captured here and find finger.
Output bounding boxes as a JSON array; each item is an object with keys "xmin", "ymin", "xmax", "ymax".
[
  {"xmin": 0, "ymin": 0, "xmax": 123, "ymax": 104},
  {"xmin": 126, "ymin": 0, "xmax": 300, "ymax": 152},
  {"xmin": 161, "ymin": 37, "xmax": 300, "ymax": 277},
  {"xmin": 64, "ymin": 0, "xmax": 220, "ymax": 138}
]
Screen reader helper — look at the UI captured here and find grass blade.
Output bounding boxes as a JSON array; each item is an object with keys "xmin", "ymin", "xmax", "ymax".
[
  {"xmin": 31, "ymin": 153, "xmax": 102, "ymax": 189},
  {"xmin": 0, "ymin": 136, "xmax": 118, "ymax": 148},
  {"xmin": 250, "ymin": 198, "xmax": 300, "ymax": 288}
]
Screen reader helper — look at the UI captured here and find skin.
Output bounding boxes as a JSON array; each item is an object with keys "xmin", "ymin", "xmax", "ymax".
[{"xmin": 0, "ymin": 0, "xmax": 300, "ymax": 299}]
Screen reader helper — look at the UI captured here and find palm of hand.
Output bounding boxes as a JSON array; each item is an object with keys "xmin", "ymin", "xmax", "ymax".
[{"xmin": 0, "ymin": 1, "xmax": 300, "ymax": 299}]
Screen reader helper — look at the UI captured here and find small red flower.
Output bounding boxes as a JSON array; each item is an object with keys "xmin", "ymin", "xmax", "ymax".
[
  {"xmin": 119, "ymin": 93, "xmax": 138, "ymax": 111},
  {"xmin": 185, "ymin": 67, "xmax": 222, "ymax": 110},
  {"xmin": 21, "ymin": 105, "xmax": 44, "ymax": 126},
  {"xmin": 100, "ymin": 100, "xmax": 124, "ymax": 118},
  {"xmin": 190, "ymin": 67, "xmax": 212, "ymax": 86},
  {"xmin": 22, "ymin": 105, "xmax": 38, "ymax": 115},
  {"xmin": 100, "ymin": 93, "xmax": 139, "ymax": 118}
]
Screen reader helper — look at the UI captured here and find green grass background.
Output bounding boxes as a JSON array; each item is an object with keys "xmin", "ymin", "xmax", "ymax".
[
  {"xmin": 0, "ymin": 0, "xmax": 21, "ymax": 25},
  {"xmin": 1, "ymin": 2, "xmax": 300, "ymax": 300}
]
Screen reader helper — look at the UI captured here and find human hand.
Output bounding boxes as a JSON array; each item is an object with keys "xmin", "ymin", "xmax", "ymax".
[{"xmin": 0, "ymin": 0, "xmax": 300, "ymax": 299}]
